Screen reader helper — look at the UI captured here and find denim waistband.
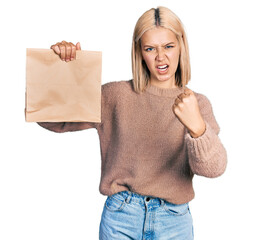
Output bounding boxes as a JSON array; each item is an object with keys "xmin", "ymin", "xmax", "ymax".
[{"xmin": 117, "ymin": 191, "xmax": 165, "ymax": 207}]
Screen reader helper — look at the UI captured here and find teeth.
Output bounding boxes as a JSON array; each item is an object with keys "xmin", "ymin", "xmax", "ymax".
[{"xmin": 158, "ymin": 65, "xmax": 168, "ymax": 69}]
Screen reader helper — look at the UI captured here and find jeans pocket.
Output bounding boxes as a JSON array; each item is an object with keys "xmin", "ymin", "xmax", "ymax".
[
  {"xmin": 162, "ymin": 201, "xmax": 189, "ymax": 216},
  {"xmin": 105, "ymin": 192, "xmax": 127, "ymax": 212}
]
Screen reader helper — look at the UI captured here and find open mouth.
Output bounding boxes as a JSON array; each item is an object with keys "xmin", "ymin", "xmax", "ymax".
[{"xmin": 157, "ymin": 64, "xmax": 169, "ymax": 72}]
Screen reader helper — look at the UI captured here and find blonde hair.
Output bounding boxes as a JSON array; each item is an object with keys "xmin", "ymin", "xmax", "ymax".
[{"xmin": 132, "ymin": 7, "xmax": 191, "ymax": 93}]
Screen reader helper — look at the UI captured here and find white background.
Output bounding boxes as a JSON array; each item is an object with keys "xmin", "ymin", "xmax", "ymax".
[{"xmin": 1, "ymin": 0, "xmax": 252, "ymax": 239}]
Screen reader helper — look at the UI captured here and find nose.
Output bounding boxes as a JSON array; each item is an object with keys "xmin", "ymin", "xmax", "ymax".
[{"xmin": 156, "ymin": 48, "xmax": 165, "ymax": 61}]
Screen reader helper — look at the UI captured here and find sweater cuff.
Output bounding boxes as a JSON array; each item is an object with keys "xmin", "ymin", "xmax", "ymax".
[{"xmin": 185, "ymin": 121, "xmax": 218, "ymax": 162}]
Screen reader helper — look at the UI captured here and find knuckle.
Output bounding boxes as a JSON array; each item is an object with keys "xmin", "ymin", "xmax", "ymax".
[
  {"xmin": 173, "ymin": 107, "xmax": 180, "ymax": 115},
  {"xmin": 175, "ymin": 98, "xmax": 180, "ymax": 104},
  {"xmin": 178, "ymin": 102, "xmax": 184, "ymax": 108},
  {"xmin": 59, "ymin": 45, "xmax": 65, "ymax": 51},
  {"xmin": 51, "ymin": 42, "xmax": 59, "ymax": 48}
]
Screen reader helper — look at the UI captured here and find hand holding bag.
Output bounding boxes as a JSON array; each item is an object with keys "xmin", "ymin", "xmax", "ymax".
[{"xmin": 25, "ymin": 48, "xmax": 102, "ymax": 122}]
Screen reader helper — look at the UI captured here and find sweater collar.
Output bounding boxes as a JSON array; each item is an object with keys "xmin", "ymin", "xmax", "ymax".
[{"xmin": 145, "ymin": 83, "xmax": 185, "ymax": 97}]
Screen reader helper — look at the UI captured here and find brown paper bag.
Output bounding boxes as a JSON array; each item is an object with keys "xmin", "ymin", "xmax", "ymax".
[{"xmin": 25, "ymin": 48, "xmax": 102, "ymax": 122}]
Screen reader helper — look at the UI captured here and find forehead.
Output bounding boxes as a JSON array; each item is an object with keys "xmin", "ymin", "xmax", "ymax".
[{"xmin": 141, "ymin": 27, "xmax": 177, "ymax": 45}]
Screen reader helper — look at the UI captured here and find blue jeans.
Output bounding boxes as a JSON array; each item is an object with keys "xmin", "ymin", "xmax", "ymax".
[{"xmin": 99, "ymin": 191, "xmax": 194, "ymax": 240}]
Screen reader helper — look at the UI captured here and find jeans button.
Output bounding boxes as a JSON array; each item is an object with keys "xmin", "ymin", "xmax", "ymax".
[{"xmin": 146, "ymin": 197, "xmax": 150, "ymax": 202}]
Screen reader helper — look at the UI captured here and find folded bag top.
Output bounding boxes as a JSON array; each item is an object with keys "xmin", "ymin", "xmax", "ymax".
[{"xmin": 25, "ymin": 48, "xmax": 102, "ymax": 122}]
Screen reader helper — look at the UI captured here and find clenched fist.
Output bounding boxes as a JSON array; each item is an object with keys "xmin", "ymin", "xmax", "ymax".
[{"xmin": 172, "ymin": 88, "xmax": 206, "ymax": 138}]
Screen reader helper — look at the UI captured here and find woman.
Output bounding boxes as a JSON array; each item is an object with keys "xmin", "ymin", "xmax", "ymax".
[{"xmin": 38, "ymin": 6, "xmax": 227, "ymax": 240}]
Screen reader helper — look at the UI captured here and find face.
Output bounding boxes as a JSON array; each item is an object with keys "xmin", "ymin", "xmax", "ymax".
[{"xmin": 141, "ymin": 27, "xmax": 180, "ymax": 88}]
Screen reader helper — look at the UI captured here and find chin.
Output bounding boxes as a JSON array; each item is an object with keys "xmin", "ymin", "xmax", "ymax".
[
  {"xmin": 150, "ymin": 72, "xmax": 174, "ymax": 83},
  {"xmin": 157, "ymin": 75, "xmax": 171, "ymax": 81}
]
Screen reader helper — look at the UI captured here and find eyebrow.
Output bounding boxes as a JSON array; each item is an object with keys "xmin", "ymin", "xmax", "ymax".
[{"xmin": 143, "ymin": 42, "xmax": 176, "ymax": 48}]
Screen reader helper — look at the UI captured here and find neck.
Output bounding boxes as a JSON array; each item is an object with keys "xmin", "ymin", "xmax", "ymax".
[{"xmin": 149, "ymin": 77, "xmax": 177, "ymax": 89}]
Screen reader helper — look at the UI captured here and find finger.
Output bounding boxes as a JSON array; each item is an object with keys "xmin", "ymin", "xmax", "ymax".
[
  {"xmin": 184, "ymin": 87, "xmax": 192, "ymax": 95},
  {"xmin": 174, "ymin": 97, "xmax": 181, "ymax": 106},
  {"xmin": 65, "ymin": 42, "xmax": 72, "ymax": 61},
  {"xmin": 179, "ymin": 92, "xmax": 190, "ymax": 101},
  {"xmin": 176, "ymin": 92, "xmax": 189, "ymax": 102},
  {"xmin": 51, "ymin": 44, "xmax": 61, "ymax": 55},
  {"xmin": 76, "ymin": 42, "xmax": 81, "ymax": 50},
  {"xmin": 59, "ymin": 43, "xmax": 66, "ymax": 61},
  {"xmin": 172, "ymin": 102, "xmax": 179, "ymax": 115},
  {"xmin": 177, "ymin": 93, "xmax": 184, "ymax": 100},
  {"xmin": 70, "ymin": 42, "xmax": 76, "ymax": 60}
]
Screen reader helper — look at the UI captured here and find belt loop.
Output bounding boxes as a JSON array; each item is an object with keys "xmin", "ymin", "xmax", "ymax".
[{"xmin": 125, "ymin": 191, "xmax": 132, "ymax": 204}]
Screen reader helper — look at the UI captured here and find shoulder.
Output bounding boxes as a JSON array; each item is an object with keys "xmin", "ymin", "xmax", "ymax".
[
  {"xmin": 193, "ymin": 90, "xmax": 210, "ymax": 104},
  {"xmin": 192, "ymin": 89, "xmax": 214, "ymax": 115},
  {"xmin": 101, "ymin": 79, "xmax": 133, "ymax": 97},
  {"xmin": 100, "ymin": 80, "xmax": 134, "ymax": 105},
  {"xmin": 102, "ymin": 79, "xmax": 132, "ymax": 91},
  {"xmin": 191, "ymin": 88, "xmax": 220, "ymax": 133}
]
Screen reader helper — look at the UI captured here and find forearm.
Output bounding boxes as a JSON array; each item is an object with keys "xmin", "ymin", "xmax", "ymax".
[{"xmin": 185, "ymin": 121, "xmax": 227, "ymax": 178}]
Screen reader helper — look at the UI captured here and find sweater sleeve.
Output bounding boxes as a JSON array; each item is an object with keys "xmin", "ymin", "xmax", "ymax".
[
  {"xmin": 185, "ymin": 93, "xmax": 227, "ymax": 178},
  {"xmin": 36, "ymin": 82, "xmax": 112, "ymax": 133}
]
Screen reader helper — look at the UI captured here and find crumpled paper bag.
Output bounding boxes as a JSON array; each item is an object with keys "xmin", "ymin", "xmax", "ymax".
[{"xmin": 25, "ymin": 48, "xmax": 102, "ymax": 122}]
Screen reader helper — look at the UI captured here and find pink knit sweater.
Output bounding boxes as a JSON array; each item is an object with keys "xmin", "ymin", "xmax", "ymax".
[{"xmin": 37, "ymin": 79, "xmax": 227, "ymax": 204}]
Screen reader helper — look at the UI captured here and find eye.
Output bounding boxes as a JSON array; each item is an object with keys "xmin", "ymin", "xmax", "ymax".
[
  {"xmin": 145, "ymin": 47, "xmax": 154, "ymax": 52},
  {"xmin": 165, "ymin": 45, "xmax": 173, "ymax": 49}
]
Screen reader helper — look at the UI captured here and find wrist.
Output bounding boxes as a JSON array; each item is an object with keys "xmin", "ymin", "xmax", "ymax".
[{"xmin": 189, "ymin": 121, "xmax": 206, "ymax": 138}]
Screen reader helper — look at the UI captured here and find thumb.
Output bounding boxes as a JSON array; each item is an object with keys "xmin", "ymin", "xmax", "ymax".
[
  {"xmin": 76, "ymin": 42, "xmax": 81, "ymax": 50},
  {"xmin": 50, "ymin": 44, "xmax": 61, "ymax": 55}
]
